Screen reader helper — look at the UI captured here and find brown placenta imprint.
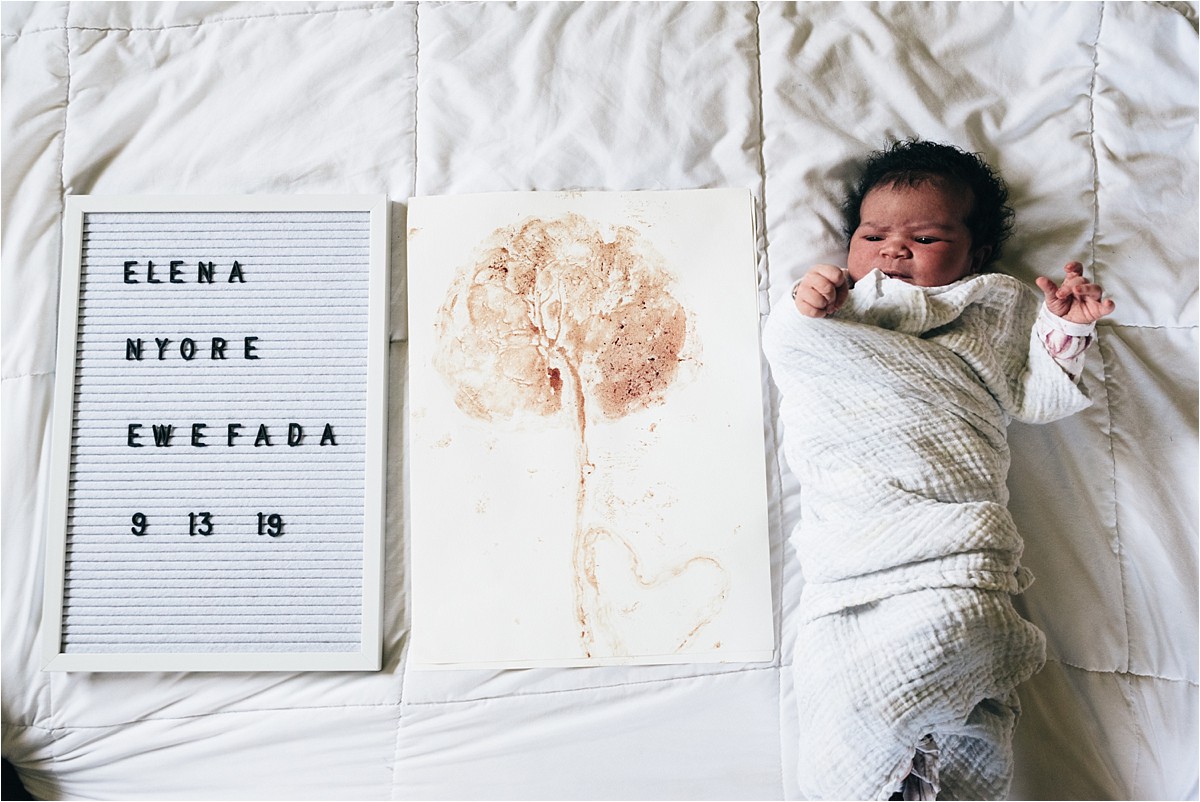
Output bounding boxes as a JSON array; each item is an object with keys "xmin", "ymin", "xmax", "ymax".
[{"xmin": 433, "ymin": 213, "xmax": 727, "ymax": 657}]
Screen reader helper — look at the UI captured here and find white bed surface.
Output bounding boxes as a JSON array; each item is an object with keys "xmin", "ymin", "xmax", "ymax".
[{"xmin": 2, "ymin": 2, "xmax": 1196, "ymax": 799}]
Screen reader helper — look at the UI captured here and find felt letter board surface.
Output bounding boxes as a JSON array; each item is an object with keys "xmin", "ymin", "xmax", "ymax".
[{"xmin": 42, "ymin": 196, "xmax": 389, "ymax": 672}]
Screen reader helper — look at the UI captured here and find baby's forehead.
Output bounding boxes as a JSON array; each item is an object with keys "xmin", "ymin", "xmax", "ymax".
[
  {"xmin": 865, "ymin": 176, "xmax": 975, "ymax": 214},
  {"xmin": 874, "ymin": 173, "xmax": 971, "ymax": 200}
]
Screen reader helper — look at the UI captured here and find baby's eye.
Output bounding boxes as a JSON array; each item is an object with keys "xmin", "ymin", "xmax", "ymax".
[
  {"xmin": 862, "ymin": 235, "xmax": 884, "ymax": 242},
  {"xmin": 914, "ymin": 237, "xmax": 939, "ymax": 245}
]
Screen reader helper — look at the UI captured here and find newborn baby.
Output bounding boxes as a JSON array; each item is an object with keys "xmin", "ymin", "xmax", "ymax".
[{"xmin": 763, "ymin": 139, "xmax": 1113, "ymax": 800}]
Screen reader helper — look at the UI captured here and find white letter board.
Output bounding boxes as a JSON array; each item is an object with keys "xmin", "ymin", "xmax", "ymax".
[{"xmin": 42, "ymin": 195, "xmax": 389, "ymax": 672}]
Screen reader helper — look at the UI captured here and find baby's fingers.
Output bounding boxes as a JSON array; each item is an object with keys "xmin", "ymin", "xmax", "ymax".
[
  {"xmin": 1036, "ymin": 276, "xmax": 1067, "ymax": 308},
  {"xmin": 1069, "ymin": 281, "xmax": 1106, "ymax": 300},
  {"xmin": 794, "ymin": 283, "xmax": 835, "ymax": 316},
  {"xmin": 812, "ymin": 274, "xmax": 843, "ymax": 303},
  {"xmin": 809, "ymin": 263, "xmax": 847, "ymax": 286},
  {"xmin": 1073, "ymin": 282, "xmax": 1117, "ymax": 315}
]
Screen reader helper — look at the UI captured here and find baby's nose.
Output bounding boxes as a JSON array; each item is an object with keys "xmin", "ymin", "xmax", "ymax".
[{"xmin": 880, "ymin": 238, "xmax": 911, "ymax": 257}]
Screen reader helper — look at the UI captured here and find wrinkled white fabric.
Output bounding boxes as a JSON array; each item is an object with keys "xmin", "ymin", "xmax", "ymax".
[
  {"xmin": 2, "ymin": 2, "xmax": 1196, "ymax": 800},
  {"xmin": 763, "ymin": 271, "xmax": 1090, "ymax": 799}
]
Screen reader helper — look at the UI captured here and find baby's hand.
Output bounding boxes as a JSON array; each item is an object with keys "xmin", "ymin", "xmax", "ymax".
[
  {"xmin": 1036, "ymin": 262, "xmax": 1116, "ymax": 324},
  {"xmin": 793, "ymin": 264, "xmax": 850, "ymax": 318}
]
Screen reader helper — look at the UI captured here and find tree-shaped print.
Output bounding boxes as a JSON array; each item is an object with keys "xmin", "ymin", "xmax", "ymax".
[{"xmin": 433, "ymin": 213, "xmax": 726, "ymax": 657}]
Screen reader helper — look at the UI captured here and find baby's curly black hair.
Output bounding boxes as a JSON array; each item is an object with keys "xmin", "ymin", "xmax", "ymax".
[{"xmin": 841, "ymin": 139, "xmax": 1015, "ymax": 269}]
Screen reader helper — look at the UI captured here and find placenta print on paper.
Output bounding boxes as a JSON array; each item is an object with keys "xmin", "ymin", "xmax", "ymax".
[{"xmin": 407, "ymin": 189, "xmax": 773, "ymax": 668}]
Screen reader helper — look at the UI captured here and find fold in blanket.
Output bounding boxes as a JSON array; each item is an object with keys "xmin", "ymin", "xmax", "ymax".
[{"xmin": 762, "ymin": 269, "xmax": 1091, "ymax": 800}]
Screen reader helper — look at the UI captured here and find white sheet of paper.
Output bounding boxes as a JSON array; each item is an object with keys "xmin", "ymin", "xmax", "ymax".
[{"xmin": 407, "ymin": 189, "xmax": 773, "ymax": 668}]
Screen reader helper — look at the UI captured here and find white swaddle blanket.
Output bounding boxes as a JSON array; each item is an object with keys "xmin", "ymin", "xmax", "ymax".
[{"xmin": 762, "ymin": 269, "xmax": 1092, "ymax": 800}]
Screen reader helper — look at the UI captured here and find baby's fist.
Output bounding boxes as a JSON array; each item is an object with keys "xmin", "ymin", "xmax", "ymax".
[{"xmin": 793, "ymin": 264, "xmax": 850, "ymax": 318}]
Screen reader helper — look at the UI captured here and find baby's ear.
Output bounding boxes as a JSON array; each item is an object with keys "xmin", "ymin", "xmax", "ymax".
[{"xmin": 969, "ymin": 245, "xmax": 992, "ymax": 273}]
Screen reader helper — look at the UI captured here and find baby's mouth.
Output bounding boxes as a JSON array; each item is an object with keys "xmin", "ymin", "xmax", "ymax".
[{"xmin": 880, "ymin": 269, "xmax": 911, "ymax": 282}]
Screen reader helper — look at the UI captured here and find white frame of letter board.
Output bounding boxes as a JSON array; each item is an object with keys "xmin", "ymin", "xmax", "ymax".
[{"xmin": 42, "ymin": 195, "xmax": 389, "ymax": 672}]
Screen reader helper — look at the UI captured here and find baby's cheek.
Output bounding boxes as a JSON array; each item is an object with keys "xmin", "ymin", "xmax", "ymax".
[{"xmin": 845, "ymin": 242, "xmax": 870, "ymax": 278}]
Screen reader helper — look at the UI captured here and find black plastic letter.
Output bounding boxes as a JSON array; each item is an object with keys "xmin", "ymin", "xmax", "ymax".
[
  {"xmin": 320, "ymin": 423, "xmax": 337, "ymax": 446},
  {"xmin": 151, "ymin": 424, "xmax": 174, "ymax": 446}
]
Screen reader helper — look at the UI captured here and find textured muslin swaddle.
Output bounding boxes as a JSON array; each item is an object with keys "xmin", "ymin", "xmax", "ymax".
[{"xmin": 763, "ymin": 269, "xmax": 1091, "ymax": 799}]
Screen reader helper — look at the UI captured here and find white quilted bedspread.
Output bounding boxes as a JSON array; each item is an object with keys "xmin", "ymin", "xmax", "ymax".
[{"xmin": 3, "ymin": 2, "xmax": 1196, "ymax": 799}]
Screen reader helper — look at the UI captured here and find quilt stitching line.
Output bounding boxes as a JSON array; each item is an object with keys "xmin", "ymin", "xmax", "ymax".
[
  {"xmin": 1116, "ymin": 667, "xmax": 1148, "ymax": 798},
  {"xmin": 44, "ymin": 1, "xmax": 72, "ymax": 742},
  {"xmin": 0, "ymin": 29, "xmax": 62, "ymax": 38},
  {"xmin": 0, "ymin": 3, "xmax": 390, "ymax": 39},
  {"xmin": 53, "ymin": 3, "xmax": 390, "ymax": 36},
  {"xmin": 0, "ymin": 371, "xmax": 56, "ymax": 382},
  {"xmin": 1097, "ymin": 337, "xmax": 1134, "ymax": 676},
  {"xmin": 745, "ymin": 2, "xmax": 779, "ymax": 648},
  {"xmin": 748, "ymin": 6, "xmax": 787, "ymax": 683},
  {"xmin": 1086, "ymin": 2, "xmax": 1136, "ymax": 682},
  {"xmin": 1085, "ymin": 2, "xmax": 1103, "ymax": 283},
  {"xmin": 750, "ymin": 3, "xmax": 789, "ymax": 797},
  {"xmin": 391, "ymin": 6, "xmax": 421, "ymax": 799},
  {"xmin": 1131, "ymin": 672, "xmax": 1145, "ymax": 797},
  {"xmin": 398, "ymin": 663, "xmax": 779, "ymax": 709},
  {"xmin": 1049, "ymin": 658, "xmax": 1199, "ymax": 688},
  {"xmin": 3, "ymin": 700, "xmax": 405, "ymax": 732},
  {"xmin": 1107, "ymin": 322, "xmax": 1200, "ymax": 331},
  {"xmin": 408, "ymin": 1, "xmax": 420, "ymax": 201}
]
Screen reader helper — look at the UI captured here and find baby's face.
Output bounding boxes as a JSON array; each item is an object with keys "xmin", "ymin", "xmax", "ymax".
[{"xmin": 847, "ymin": 181, "xmax": 988, "ymax": 287}]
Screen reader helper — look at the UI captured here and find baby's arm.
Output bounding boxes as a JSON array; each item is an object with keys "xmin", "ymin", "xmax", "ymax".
[
  {"xmin": 1034, "ymin": 262, "xmax": 1116, "ymax": 380},
  {"xmin": 792, "ymin": 264, "xmax": 851, "ymax": 318}
]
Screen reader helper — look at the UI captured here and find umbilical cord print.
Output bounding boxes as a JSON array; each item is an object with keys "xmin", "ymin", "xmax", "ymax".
[{"xmin": 433, "ymin": 214, "xmax": 729, "ymax": 658}]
